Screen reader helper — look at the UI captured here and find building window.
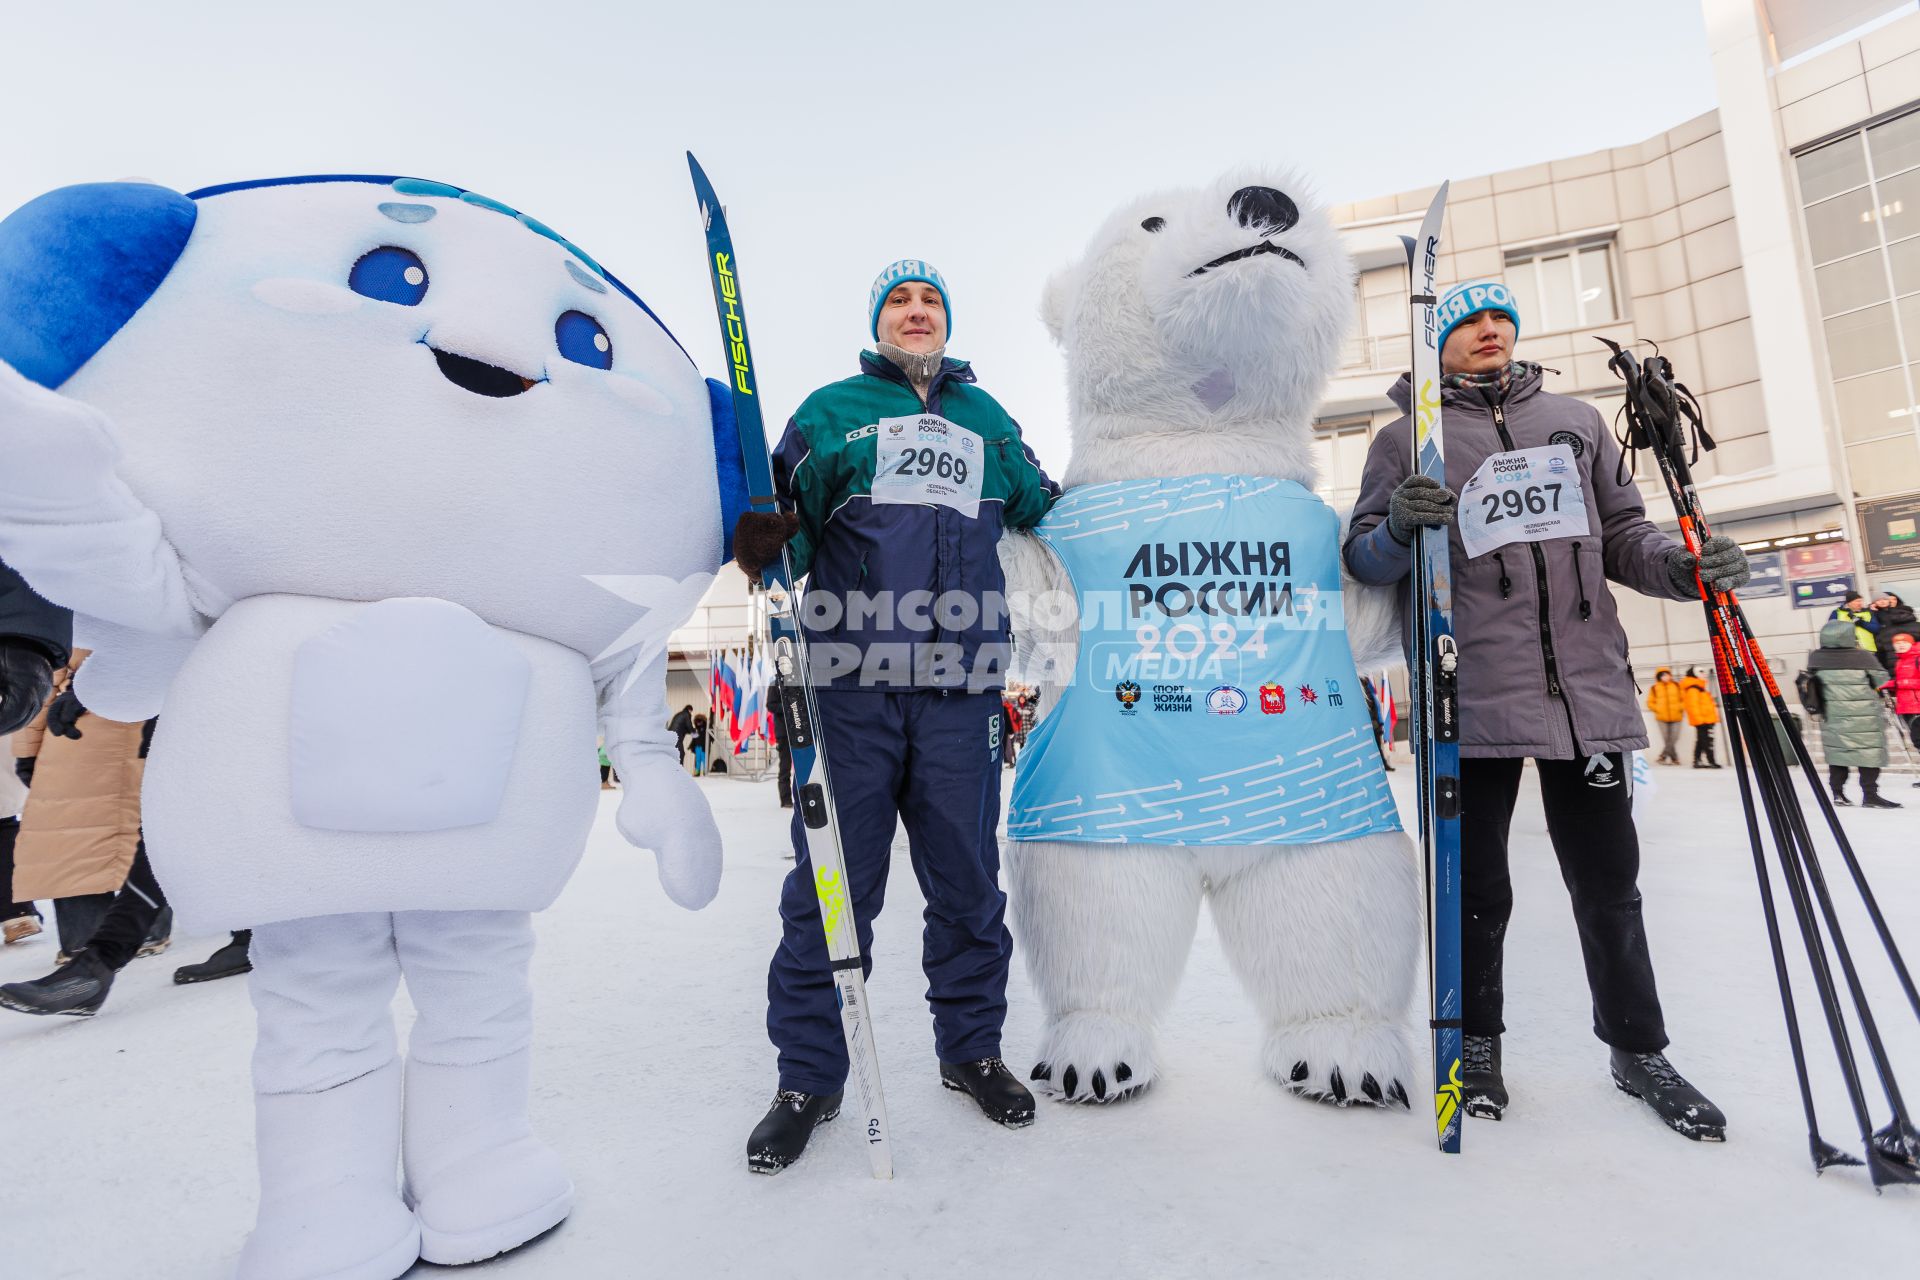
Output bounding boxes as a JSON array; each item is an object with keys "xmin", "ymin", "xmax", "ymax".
[
  {"xmin": 1312, "ymin": 418, "xmax": 1373, "ymax": 508},
  {"xmin": 1502, "ymin": 238, "xmax": 1621, "ymax": 334},
  {"xmin": 1795, "ymin": 108, "xmax": 1920, "ymax": 496}
]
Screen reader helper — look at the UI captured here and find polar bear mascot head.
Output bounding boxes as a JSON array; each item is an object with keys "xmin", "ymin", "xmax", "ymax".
[{"xmin": 1039, "ymin": 168, "xmax": 1355, "ymax": 488}]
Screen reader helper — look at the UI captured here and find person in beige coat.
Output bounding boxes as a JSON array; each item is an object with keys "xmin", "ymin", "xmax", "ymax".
[
  {"xmin": 4, "ymin": 654, "xmax": 253, "ymax": 1015},
  {"xmin": 10, "ymin": 651, "xmax": 149, "ymax": 951}
]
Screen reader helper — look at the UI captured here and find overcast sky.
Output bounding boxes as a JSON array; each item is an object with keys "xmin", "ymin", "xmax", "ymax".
[{"xmin": 1, "ymin": 0, "xmax": 1718, "ymax": 473}]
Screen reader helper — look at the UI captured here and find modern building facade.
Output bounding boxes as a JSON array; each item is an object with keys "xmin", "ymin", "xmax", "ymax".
[{"xmin": 1319, "ymin": 0, "xmax": 1920, "ymax": 696}]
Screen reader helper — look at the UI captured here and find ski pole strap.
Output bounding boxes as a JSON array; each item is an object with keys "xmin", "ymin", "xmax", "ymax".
[
  {"xmin": 1411, "ymin": 292, "xmax": 1436, "ymax": 305},
  {"xmin": 1429, "ymin": 1018, "xmax": 1463, "ymax": 1029},
  {"xmin": 830, "ymin": 956, "xmax": 866, "ymax": 973}
]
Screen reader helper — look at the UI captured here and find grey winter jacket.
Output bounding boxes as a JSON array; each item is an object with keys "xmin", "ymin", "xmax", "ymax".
[
  {"xmin": 1809, "ymin": 619, "xmax": 1889, "ymax": 768},
  {"xmin": 1345, "ymin": 366, "xmax": 1691, "ymax": 759}
]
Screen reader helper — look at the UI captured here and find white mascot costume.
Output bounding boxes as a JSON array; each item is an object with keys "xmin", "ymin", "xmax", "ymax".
[
  {"xmin": 0, "ymin": 176, "xmax": 746, "ymax": 1278},
  {"xmin": 1001, "ymin": 171, "xmax": 1419, "ymax": 1110}
]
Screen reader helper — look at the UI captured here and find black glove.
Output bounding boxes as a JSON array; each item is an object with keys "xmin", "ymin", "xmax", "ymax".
[
  {"xmin": 1386, "ymin": 474, "xmax": 1456, "ymax": 544},
  {"xmin": 45, "ymin": 687, "xmax": 87, "ymax": 740},
  {"xmin": 14, "ymin": 757, "xmax": 33, "ymax": 787},
  {"xmin": 0, "ymin": 640, "xmax": 55, "ymax": 738},
  {"xmin": 1666, "ymin": 535, "xmax": 1751, "ymax": 596},
  {"xmin": 732, "ymin": 511, "xmax": 801, "ymax": 585}
]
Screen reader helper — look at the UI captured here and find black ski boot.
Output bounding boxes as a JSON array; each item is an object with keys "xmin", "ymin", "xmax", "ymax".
[
  {"xmin": 0, "ymin": 949, "xmax": 115, "ymax": 1016},
  {"xmin": 1463, "ymin": 1033, "xmax": 1507, "ymax": 1121},
  {"xmin": 746, "ymin": 1089, "xmax": 842, "ymax": 1174},
  {"xmin": 940, "ymin": 1056, "xmax": 1036, "ymax": 1127},
  {"xmin": 1862, "ymin": 791, "xmax": 1903, "ymax": 809},
  {"xmin": 173, "ymin": 930, "xmax": 253, "ymax": 984},
  {"xmin": 1609, "ymin": 1048, "xmax": 1726, "ymax": 1141}
]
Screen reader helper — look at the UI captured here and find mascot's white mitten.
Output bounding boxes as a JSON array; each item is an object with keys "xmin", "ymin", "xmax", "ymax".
[{"xmin": 611, "ymin": 742, "xmax": 724, "ymax": 909}]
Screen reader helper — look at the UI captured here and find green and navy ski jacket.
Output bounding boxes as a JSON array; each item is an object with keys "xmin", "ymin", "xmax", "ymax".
[{"xmin": 773, "ymin": 351, "xmax": 1059, "ymax": 691}]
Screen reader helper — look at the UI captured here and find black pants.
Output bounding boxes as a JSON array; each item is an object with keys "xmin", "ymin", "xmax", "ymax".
[
  {"xmin": 0, "ymin": 815, "xmax": 35, "ymax": 921},
  {"xmin": 1829, "ymin": 765, "xmax": 1882, "ymax": 798},
  {"xmin": 85, "ymin": 838, "xmax": 169, "ymax": 971},
  {"xmin": 1461, "ymin": 753, "xmax": 1668, "ymax": 1053},
  {"xmin": 1693, "ymin": 723, "xmax": 1716, "ymax": 765}
]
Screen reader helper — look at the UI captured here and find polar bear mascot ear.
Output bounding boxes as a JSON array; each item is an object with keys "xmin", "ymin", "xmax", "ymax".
[{"xmin": 1039, "ymin": 265, "xmax": 1076, "ymax": 347}]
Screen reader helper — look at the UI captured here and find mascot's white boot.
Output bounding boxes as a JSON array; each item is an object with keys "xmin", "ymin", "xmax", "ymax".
[
  {"xmin": 243, "ymin": 916, "xmax": 418, "ymax": 1280},
  {"xmin": 243, "ymin": 910, "xmax": 569, "ymax": 1277},
  {"xmin": 1003, "ymin": 170, "xmax": 1419, "ymax": 1109},
  {"xmin": 242, "ymin": 1063, "xmax": 418, "ymax": 1280},
  {"xmin": 395, "ymin": 912, "xmax": 572, "ymax": 1265}
]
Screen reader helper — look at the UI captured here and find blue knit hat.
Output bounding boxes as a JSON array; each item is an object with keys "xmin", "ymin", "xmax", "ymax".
[
  {"xmin": 869, "ymin": 259, "xmax": 950, "ymax": 340},
  {"xmin": 1435, "ymin": 278, "xmax": 1522, "ymax": 353}
]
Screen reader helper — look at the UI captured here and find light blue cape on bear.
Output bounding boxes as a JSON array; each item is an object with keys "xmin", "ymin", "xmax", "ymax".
[{"xmin": 1009, "ymin": 474, "xmax": 1401, "ymax": 847}]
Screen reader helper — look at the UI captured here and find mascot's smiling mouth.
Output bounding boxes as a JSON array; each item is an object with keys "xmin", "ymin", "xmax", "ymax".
[
  {"xmin": 426, "ymin": 344, "xmax": 541, "ymax": 397},
  {"xmin": 1188, "ymin": 241, "xmax": 1306, "ymax": 277}
]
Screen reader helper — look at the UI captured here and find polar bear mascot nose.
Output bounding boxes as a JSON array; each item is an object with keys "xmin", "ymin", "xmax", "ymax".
[
  {"xmin": 999, "ymin": 167, "xmax": 1419, "ymax": 1112},
  {"xmin": 0, "ymin": 173, "xmax": 748, "ymax": 1279}
]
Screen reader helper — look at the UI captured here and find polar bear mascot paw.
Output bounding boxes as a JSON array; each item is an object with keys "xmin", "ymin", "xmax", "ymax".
[{"xmin": 1002, "ymin": 169, "xmax": 1418, "ymax": 1113}]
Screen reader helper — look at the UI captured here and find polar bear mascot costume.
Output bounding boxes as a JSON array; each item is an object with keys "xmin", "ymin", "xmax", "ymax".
[
  {"xmin": 1001, "ymin": 170, "xmax": 1418, "ymax": 1112},
  {"xmin": 0, "ymin": 175, "xmax": 746, "ymax": 1279}
]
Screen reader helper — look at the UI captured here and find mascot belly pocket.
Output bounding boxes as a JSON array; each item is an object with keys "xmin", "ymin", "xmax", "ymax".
[{"xmin": 290, "ymin": 597, "xmax": 530, "ymax": 833}]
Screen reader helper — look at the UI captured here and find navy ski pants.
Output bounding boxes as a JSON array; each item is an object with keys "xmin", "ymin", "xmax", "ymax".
[{"xmin": 767, "ymin": 689, "xmax": 1011, "ymax": 1094}]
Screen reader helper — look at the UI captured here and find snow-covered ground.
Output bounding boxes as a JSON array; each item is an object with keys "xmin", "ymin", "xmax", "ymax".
[{"xmin": 3, "ymin": 760, "xmax": 1916, "ymax": 1279}]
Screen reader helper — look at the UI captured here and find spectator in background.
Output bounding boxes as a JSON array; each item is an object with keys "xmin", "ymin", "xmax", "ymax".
[
  {"xmin": 10, "ymin": 654, "xmax": 158, "ymax": 959},
  {"xmin": 1830, "ymin": 594, "xmax": 1880, "ymax": 656},
  {"xmin": 1680, "ymin": 667, "xmax": 1720, "ymax": 769},
  {"xmin": 1808, "ymin": 619, "xmax": 1901, "ymax": 809},
  {"xmin": 1872, "ymin": 594, "xmax": 1916, "ymax": 676},
  {"xmin": 668, "ymin": 704, "xmax": 695, "ymax": 767},
  {"xmin": 4, "ymin": 668, "xmax": 251, "ymax": 1014},
  {"xmin": 690, "ymin": 714, "xmax": 710, "ymax": 777},
  {"xmin": 1884, "ymin": 631, "xmax": 1920, "ymax": 759},
  {"xmin": 1645, "ymin": 668, "xmax": 1685, "ymax": 765},
  {"xmin": 772, "ymin": 712, "xmax": 793, "ymax": 810}
]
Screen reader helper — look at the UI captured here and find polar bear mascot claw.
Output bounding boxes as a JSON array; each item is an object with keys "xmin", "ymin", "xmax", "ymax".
[
  {"xmin": 0, "ymin": 176, "xmax": 748, "ymax": 1279},
  {"xmin": 1000, "ymin": 169, "xmax": 1417, "ymax": 1111}
]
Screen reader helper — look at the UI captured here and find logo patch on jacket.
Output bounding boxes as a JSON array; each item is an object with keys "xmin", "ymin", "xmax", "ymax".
[{"xmin": 1548, "ymin": 430, "xmax": 1585, "ymax": 457}]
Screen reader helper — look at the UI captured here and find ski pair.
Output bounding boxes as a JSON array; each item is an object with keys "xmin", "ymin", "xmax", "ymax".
[
  {"xmin": 689, "ymin": 154, "xmax": 893, "ymax": 1180},
  {"xmin": 1403, "ymin": 186, "xmax": 1465, "ymax": 1154},
  {"xmin": 1602, "ymin": 338, "xmax": 1920, "ymax": 1186}
]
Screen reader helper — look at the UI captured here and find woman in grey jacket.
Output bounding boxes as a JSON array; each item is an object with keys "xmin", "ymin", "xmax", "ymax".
[
  {"xmin": 1344, "ymin": 280, "xmax": 1749, "ymax": 1142},
  {"xmin": 1808, "ymin": 618, "xmax": 1901, "ymax": 808}
]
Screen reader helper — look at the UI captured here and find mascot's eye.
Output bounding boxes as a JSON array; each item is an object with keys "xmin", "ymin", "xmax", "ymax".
[
  {"xmin": 1141, "ymin": 217, "xmax": 1166, "ymax": 233},
  {"xmin": 348, "ymin": 246, "xmax": 429, "ymax": 305},
  {"xmin": 555, "ymin": 310, "xmax": 613, "ymax": 370}
]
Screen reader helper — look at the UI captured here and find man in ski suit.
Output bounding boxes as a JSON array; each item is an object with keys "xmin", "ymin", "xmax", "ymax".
[
  {"xmin": 1343, "ymin": 280, "xmax": 1749, "ymax": 1141},
  {"xmin": 731, "ymin": 260, "xmax": 1060, "ymax": 1172}
]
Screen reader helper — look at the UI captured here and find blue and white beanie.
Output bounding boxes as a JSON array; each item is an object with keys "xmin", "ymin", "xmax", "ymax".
[
  {"xmin": 1435, "ymin": 278, "xmax": 1521, "ymax": 352},
  {"xmin": 868, "ymin": 258, "xmax": 950, "ymax": 340}
]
